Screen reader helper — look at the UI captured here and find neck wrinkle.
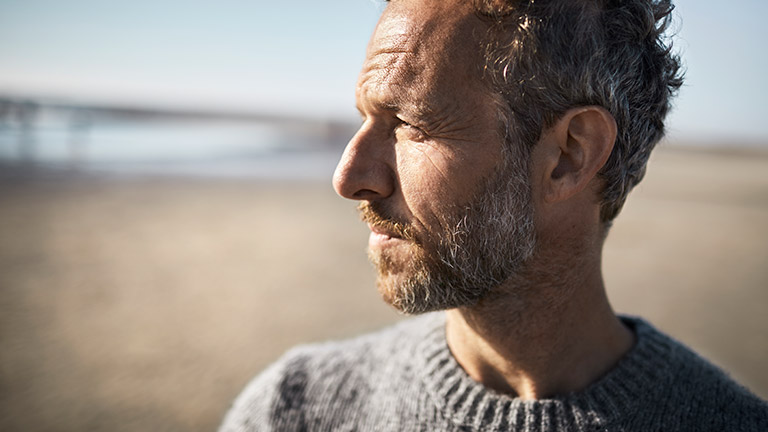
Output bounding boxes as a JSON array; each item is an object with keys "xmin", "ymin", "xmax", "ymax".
[{"xmin": 444, "ymin": 242, "xmax": 633, "ymax": 400}]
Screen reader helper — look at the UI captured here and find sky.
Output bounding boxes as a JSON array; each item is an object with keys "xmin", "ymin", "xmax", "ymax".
[{"xmin": 0, "ymin": 0, "xmax": 766, "ymax": 144}]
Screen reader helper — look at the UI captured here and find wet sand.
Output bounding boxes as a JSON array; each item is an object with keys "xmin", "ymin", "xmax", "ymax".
[{"xmin": 1, "ymin": 146, "xmax": 767, "ymax": 431}]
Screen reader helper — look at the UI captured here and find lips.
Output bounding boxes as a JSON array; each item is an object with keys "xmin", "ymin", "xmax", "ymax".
[
  {"xmin": 368, "ymin": 223, "xmax": 400, "ymax": 240},
  {"xmin": 358, "ymin": 202, "xmax": 413, "ymax": 241},
  {"xmin": 368, "ymin": 222, "xmax": 411, "ymax": 249}
]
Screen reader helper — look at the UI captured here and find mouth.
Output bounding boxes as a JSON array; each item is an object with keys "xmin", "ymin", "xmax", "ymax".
[
  {"xmin": 358, "ymin": 202, "xmax": 414, "ymax": 244},
  {"xmin": 368, "ymin": 223, "xmax": 402, "ymax": 243},
  {"xmin": 369, "ymin": 223, "xmax": 399, "ymax": 237}
]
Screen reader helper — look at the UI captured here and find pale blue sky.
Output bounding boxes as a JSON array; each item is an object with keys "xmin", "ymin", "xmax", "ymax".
[{"xmin": 0, "ymin": 0, "xmax": 766, "ymax": 143}]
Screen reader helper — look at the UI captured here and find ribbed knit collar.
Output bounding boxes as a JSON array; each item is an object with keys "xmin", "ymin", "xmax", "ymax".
[{"xmin": 416, "ymin": 314, "xmax": 677, "ymax": 431}]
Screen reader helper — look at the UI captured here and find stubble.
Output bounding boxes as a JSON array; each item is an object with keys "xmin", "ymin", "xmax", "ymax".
[{"xmin": 360, "ymin": 150, "xmax": 536, "ymax": 314}]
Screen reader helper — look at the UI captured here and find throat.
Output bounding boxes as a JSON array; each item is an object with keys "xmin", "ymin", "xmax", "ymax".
[{"xmin": 444, "ymin": 281, "xmax": 635, "ymax": 400}]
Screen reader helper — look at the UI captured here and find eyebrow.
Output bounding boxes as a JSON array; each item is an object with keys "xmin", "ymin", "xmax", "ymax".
[
  {"xmin": 355, "ymin": 78, "xmax": 439, "ymax": 122},
  {"xmin": 356, "ymin": 100, "xmax": 403, "ymax": 116}
]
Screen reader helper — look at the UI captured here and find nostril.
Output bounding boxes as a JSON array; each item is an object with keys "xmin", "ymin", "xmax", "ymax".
[
  {"xmin": 332, "ymin": 127, "xmax": 395, "ymax": 200},
  {"xmin": 352, "ymin": 189, "xmax": 379, "ymax": 200}
]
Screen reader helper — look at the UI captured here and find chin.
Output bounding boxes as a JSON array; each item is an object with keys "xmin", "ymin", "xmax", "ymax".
[{"xmin": 375, "ymin": 269, "xmax": 491, "ymax": 315}]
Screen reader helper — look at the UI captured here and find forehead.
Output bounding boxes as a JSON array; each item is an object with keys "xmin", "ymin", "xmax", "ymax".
[
  {"xmin": 372, "ymin": 0, "xmax": 479, "ymax": 54},
  {"xmin": 359, "ymin": 0, "xmax": 488, "ymax": 108}
]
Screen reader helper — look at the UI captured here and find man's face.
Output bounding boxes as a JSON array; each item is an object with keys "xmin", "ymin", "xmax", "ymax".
[{"xmin": 332, "ymin": 0, "xmax": 535, "ymax": 314}]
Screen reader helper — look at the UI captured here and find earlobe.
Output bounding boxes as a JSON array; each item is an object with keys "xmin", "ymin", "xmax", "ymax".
[{"xmin": 541, "ymin": 106, "xmax": 617, "ymax": 204}]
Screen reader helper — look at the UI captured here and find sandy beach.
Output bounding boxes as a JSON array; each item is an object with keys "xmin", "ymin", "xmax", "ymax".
[{"xmin": 1, "ymin": 146, "xmax": 767, "ymax": 431}]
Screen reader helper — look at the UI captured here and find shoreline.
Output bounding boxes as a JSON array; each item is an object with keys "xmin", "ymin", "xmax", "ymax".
[{"xmin": 1, "ymin": 145, "xmax": 766, "ymax": 431}]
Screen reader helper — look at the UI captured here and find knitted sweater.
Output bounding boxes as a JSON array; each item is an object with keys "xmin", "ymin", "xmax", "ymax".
[{"xmin": 219, "ymin": 314, "xmax": 768, "ymax": 431}]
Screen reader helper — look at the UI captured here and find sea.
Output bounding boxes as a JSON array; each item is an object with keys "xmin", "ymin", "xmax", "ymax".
[{"xmin": 0, "ymin": 108, "xmax": 351, "ymax": 181}]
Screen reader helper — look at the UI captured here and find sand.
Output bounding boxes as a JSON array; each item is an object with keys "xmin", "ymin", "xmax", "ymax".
[{"xmin": 1, "ymin": 146, "xmax": 767, "ymax": 431}]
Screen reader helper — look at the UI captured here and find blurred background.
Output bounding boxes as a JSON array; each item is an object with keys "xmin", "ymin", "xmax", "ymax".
[{"xmin": 1, "ymin": 0, "xmax": 766, "ymax": 431}]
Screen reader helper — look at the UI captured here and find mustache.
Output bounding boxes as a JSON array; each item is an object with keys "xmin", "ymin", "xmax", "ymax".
[{"xmin": 357, "ymin": 202, "xmax": 417, "ymax": 242}]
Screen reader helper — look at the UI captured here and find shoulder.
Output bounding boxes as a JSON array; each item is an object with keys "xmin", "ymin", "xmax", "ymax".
[
  {"xmin": 271, "ymin": 311, "xmax": 442, "ymax": 384},
  {"xmin": 622, "ymin": 316, "xmax": 768, "ymax": 431},
  {"xmin": 218, "ymin": 313, "xmax": 444, "ymax": 432}
]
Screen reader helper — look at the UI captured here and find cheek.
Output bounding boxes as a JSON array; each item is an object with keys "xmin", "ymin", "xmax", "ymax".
[{"xmin": 395, "ymin": 143, "xmax": 471, "ymax": 224}]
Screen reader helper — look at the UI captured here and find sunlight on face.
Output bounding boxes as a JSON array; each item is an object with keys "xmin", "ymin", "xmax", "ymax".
[
  {"xmin": 364, "ymin": 150, "xmax": 536, "ymax": 314},
  {"xmin": 340, "ymin": 0, "xmax": 537, "ymax": 314}
]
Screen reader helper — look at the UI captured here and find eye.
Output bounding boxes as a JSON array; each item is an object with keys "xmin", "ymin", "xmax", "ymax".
[{"xmin": 395, "ymin": 118, "xmax": 428, "ymax": 142}]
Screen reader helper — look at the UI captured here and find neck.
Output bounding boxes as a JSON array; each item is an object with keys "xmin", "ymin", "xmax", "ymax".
[{"xmin": 444, "ymin": 241, "xmax": 634, "ymax": 400}]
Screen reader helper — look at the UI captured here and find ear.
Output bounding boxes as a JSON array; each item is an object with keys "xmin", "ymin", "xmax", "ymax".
[{"xmin": 536, "ymin": 106, "xmax": 616, "ymax": 204}]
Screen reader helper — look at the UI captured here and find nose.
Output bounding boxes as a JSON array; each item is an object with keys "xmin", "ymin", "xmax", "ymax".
[{"xmin": 332, "ymin": 124, "xmax": 394, "ymax": 200}]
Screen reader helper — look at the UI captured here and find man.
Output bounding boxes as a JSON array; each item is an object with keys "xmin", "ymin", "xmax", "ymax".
[{"xmin": 221, "ymin": 0, "xmax": 768, "ymax": 430}]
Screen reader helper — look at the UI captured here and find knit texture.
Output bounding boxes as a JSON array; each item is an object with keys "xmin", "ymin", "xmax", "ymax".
[{"xmin": 219, "ymin": 314, "xmax": 768, "ymax": 431}]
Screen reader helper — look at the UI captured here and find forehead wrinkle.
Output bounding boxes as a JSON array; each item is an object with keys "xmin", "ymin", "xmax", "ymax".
[
  {"xmin": 367, "ymin": 13, "xmax": 415, "ymax": 55},
  {"xmin": 359, "ymin": 0, "xmax": 493, "ymax": 126},
  {"xmin": 367, "ymin": 1, "xmax": 482, "ymax": 78},
  {"xmin": 359, "ymin": 43, "xmax": 451, "ymax": 118},
  {"xmin": 381, "ymin": 0, "xmax": 485, "ymax": 61},
  {"xmin": 357, "ymin": 53, "xmax": 420, "ymax": 114},
  {"xmin": 358, "ymin": 27, "xmax": 434, "ymax": 116}
]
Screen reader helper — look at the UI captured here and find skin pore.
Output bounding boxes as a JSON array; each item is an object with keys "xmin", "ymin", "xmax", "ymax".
[
  {"xmin": 334, "ymin": 0, "xmax": 533, "ymax": 314},
  {"xmin": 332, "ymin": 0, "xmax": 634, "ymax": 400}
]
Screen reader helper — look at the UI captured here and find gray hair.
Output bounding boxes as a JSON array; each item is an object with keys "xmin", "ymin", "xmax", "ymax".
[{"xmin": 475, "ymin": 0, "xmax": 684, "ymax": 223}]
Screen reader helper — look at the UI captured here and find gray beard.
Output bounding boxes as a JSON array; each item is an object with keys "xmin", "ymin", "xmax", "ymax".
[{"xmin": 368, "ymin": 151, "xmax": 536, "ymax": 315}]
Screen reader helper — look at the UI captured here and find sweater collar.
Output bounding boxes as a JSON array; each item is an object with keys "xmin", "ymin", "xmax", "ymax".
[{"xmin": 416, "ymin": 314, "xmax": 677, "ymax": 431}]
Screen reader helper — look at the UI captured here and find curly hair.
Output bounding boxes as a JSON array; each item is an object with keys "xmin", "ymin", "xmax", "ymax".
[
  {"xmin": 383, "ymin": 0, "xmax": 684, "ymax": 223},
  {"xmin": 474, "ymin": 0, "xmax": 684, "ymax": 223}
]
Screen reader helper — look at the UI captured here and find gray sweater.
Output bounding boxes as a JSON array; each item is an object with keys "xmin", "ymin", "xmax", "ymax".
[{"xmin": 220, "ymin": 314, "xmax": 768, "ymax": 431}]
